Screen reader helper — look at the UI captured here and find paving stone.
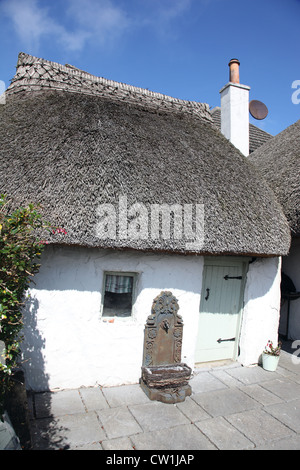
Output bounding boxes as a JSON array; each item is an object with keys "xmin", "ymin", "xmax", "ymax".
[
  {"xmin": 131, "ymin": 423, "xmax": 217, "ymax": 450},
  {"xmin": 79, "ymin": 387, "xmax": 109, "ymax": 411},
  {"xmin": 226, "ymin": 409, "xmax": 293, "ymax": 446},
  {"xmin": 190, "ymin": 371, "xmax": 227, "ymax": 394},
  {"xmin": 255, "ymin": 434, "xmax": 300, "ymax": 450},
  {"xmin": 97, "ymin": 407, "xmax": 143, "ymax": 439},
  {"xmin": 175, "ymin": 396, "xmax": 211, "ymax": 422},
  {"xmin": 225, "ymin": 365, "xmax": 279, "ymax": 385},
  {"xmin": 128, "ymin": 401, "xmax": 189, "ymax": 432},
  {"xmin": 276, "ymin": 365, "xmax": 299, "ymax": 379},
  {"xmin": 26, "ymin": 348, "xmax": 300, "ymax": 451},
  {"xmin": 30, "ymin": 411, "xmax": 106, "ymax": 450},
  {"xmin": 260, "ymin": 378, "xmax": 300, "ymax": 402},
  {"xmin": 191, "ymin": 388, "xmax": 258, "ymax": 417},
  {"xmin": 278, "ymin": 351, "xmax": 300, "ymax": 375},
  {"xmin": 195, "ymin": 416, "xmax": 254, "ymax": 450},
  {"xmin": 102, "ymin": 384, "xmax": 149, "ymax": 407},
  {"xmin": 34, "ymin": 389, "xmax": 85, "ymax": 418},
  {"xmin": 264, "ymin": 399, "xmax": 300, "ymax": 433},
  {"xmin": 101, "ymin": 436, "xmax": 135, "ymax": 450},
  {"xmin": 210, "ymin": 369, "xmax": 242, "ymax": 388},
  {"xmin": 72, "ymin": 442, "xmax": 103, "ymax": 450},
  {"xmin": 0, "ymin": 412, "xmax": 21, "ymax": 450},
  {"xmin": 239, "ymin": 384, "xmax": 283, "ymax": 406}
]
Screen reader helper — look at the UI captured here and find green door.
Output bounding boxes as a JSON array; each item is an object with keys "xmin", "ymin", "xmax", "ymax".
[{"xmin": 195, "ymin": 258, "xmax": 248, "ymax": 363}]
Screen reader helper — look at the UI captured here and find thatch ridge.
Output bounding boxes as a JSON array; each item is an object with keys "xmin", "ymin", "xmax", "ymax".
[
  {"xmin": 6, "ymin": 52, "xmax": 212, "ymax": 124},
  {"xmin": 249, "ymin": 119, "xmax": 300, "ymax": 236}
]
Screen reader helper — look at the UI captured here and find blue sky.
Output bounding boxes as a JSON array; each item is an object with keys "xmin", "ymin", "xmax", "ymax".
[{"xmin": 0, "ymin": 0, "xmax": 299, "ymax": 136}]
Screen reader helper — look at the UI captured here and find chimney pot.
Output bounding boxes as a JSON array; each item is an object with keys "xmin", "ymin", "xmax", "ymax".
[{"xmin": 228, "ymin": 58, "xmax": 240, "ymax": 84}]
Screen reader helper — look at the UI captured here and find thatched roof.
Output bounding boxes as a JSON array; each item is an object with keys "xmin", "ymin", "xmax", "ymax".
[
  {"xmin": 249, "ymin": 119, "xmax": 300, "ymax": 237},
  {"xmin": 0, "ymin": 53, "xmax": 291, "ymax": 256},
  {"xmin": 211, "ymin": 107, "xmax": 272, "ymax": 154}
]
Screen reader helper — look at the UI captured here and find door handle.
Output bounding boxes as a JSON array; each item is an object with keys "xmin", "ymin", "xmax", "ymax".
[
  {"xmin": 205, "ymin": 288, "xmax": 210, "ymax": 301},
  {"xmin": 224, "ymin": 275, "xmax": 242, "ymax": 280},
  {"xmin": 217, "ymin": 337, "xmax": 235, "ymax": 343}
]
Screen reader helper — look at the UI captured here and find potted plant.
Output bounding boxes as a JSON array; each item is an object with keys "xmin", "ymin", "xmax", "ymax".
[{"xmin": 261, "ymin": 340, "xmax": 282, "ymax": 371}]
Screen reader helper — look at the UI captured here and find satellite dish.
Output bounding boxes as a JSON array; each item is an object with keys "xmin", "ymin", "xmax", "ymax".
[{"xmin": 249, "ymin": 100, "xmax": 268, "ymax": 120}]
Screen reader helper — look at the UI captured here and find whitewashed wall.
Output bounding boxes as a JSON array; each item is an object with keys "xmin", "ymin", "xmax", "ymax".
[
  {"xmin": 239, "ymin": 257, "xmax": 282, "ymax": 366},
  {"xmin": 21, "ymin": 246, "xmax": 204, "ymax": 391},
  {"xmin": 21, "ymin": 247, "xmax": 282, "ymax": 391},
  {"xmin": 280, "ymin": 238, "xmax": 300, "ymax": 340}
]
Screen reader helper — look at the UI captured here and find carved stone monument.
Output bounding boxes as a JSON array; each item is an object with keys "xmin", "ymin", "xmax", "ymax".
[{"xmin": 140, "ymin": 291, "xmax": 192, "ymax": 404}]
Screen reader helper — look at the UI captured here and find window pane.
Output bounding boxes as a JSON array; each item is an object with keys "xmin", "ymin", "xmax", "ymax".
[{"xmin": 103, "ymin": 274, "xmax": 134, "ymax": 317}]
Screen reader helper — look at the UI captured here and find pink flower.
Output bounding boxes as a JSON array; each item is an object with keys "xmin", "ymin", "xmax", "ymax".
[{"xmin": 51, "ymin": 227, "xmax": 67, "ymax": 235}]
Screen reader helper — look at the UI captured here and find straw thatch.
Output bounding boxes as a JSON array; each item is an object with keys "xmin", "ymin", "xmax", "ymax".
[
  {"xmin": 0, "ymin": 53, "xmax": 291, "ymax": 256},
  {"xmin": 250, "ymin": 119, "xmax": 300, "ymax": 237}
]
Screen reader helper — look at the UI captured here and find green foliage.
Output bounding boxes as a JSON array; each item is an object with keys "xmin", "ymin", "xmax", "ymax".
[{"xmin": 0, "ymin": 194, "xmax": 52, "ymax": 416}]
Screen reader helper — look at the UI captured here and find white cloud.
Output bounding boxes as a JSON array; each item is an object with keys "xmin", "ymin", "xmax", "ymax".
[
  {"xmin": 0, "ymin": 0, "xmax": 129, "ymax": 52},
  {"xmin": 0, "ymin": 0, "xmax": 193, "ymax": 53},
  {"xmin": 132, "ymin": 0, "xmax": 192, "ymax": 38},
  {"xmin": 157, "ymin": 0, "xmax": 192, "ymax": 21},
  {"xmin": 1, "ymin": 0, "xmax": 54, "ymax": 49},
  {"xmin": 64, "ymin": 0, "xmax": 130, "ymax": 49}
]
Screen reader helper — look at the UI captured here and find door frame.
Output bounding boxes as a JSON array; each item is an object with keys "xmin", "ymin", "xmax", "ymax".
[{"xmin": 196, "ymin": 256, "xmax": 251, "ymax": 363}]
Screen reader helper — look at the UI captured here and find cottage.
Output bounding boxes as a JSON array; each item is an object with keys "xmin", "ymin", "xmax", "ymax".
[
  {"xmin": 0, "ymin": 53, "xmax": 290, "ymax": 391},
  {"xmin": 250, "ymin": 119, "xmax": 300, "ymax": 340}
]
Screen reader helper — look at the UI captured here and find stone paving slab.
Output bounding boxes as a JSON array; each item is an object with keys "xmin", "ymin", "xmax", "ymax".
[
  {"xmin": 128, "ymin": 401, "xmax": 190, "ymax": 432},
  {"xmin": 30, "ymin": 411, "xmax": 106, "ymax": 450},
  {"xmin": 264, "ymin": 399, "xmax": 300, "ymax": 433},
  {"xmin": 278, "ymin": 351, "xmax": 300, "ymax": 374},
  {"xmin": 259, "ymin": 378, "xmax": 300, "ymax": 402},
  {"xmin": 0, "ymin": 412, "xmax": 21, "ymax": 450},
  {"xmin": 96, "ymin": 406, "xmax": 143, "ymax": 440},
  {"xmin": 20, "ymin": 349, "xmax": 300, "ymax": 451},
  {"xmin": 175, "ymin": 396, "xmax": 211, "ymax": 422},
  {"xmin": 255, "ymin": 434, "xmax": 300, "ymax": 450},
  {"xmin": 191, "ymin": 387, "xmax": 259, "ymax": 417},
  {"xmin": 225, "ymin": 408, "xmax": 294, "ymax": 446},
  {"xmin": 34, "ymin": 389, "xmax": 85, "ymax": 418},
  {"xmin": 238, "ymin": 383, "xmax": 283, "ymax": 406},
  {"xmin": 209, "ymin": 369, "xmax": 243, "ymax": 388},
  {"xmin": 79, "ymin": 386, "xmax": 109, "ymax": 411},
  {"xmin": 101, "ymin": 436, "xmax": 135, "ymax": 450},
  {"xmin": 189, "ymin": 371, "xmax": 228, "ymax": 394},
  {"xmin": 73, "ymin": 442, "xmax": 103, "ymax": 450},
  {"xmin": 224, "ymin": 365, "xmax": 279, "ymax": 385},
  {"xmin": 131, "ymin": 423, "xmax": 217, "ymax": 450},
  {"xmin": 102, "ymin": 384, "xmax": 149, "ymax": 408},
  {"xmin": 195, "ymin": 416, "xmax": 254, "ymax": 450}
]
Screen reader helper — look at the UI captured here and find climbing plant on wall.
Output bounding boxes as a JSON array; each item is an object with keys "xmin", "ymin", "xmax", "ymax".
[{"xmin": 0, "ymin": 194, "xmax": 65, "ymax": 417}]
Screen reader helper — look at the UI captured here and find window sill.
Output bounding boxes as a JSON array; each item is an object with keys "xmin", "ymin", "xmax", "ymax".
[{"xmin": 101, "ymin": 316, "xmax": 135, "ymax": 324}]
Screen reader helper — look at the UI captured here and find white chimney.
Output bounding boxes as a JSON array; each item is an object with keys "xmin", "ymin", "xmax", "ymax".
[{"xmin": 219, "ymin": 59, "xmax": 250, "ymax": 156}]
